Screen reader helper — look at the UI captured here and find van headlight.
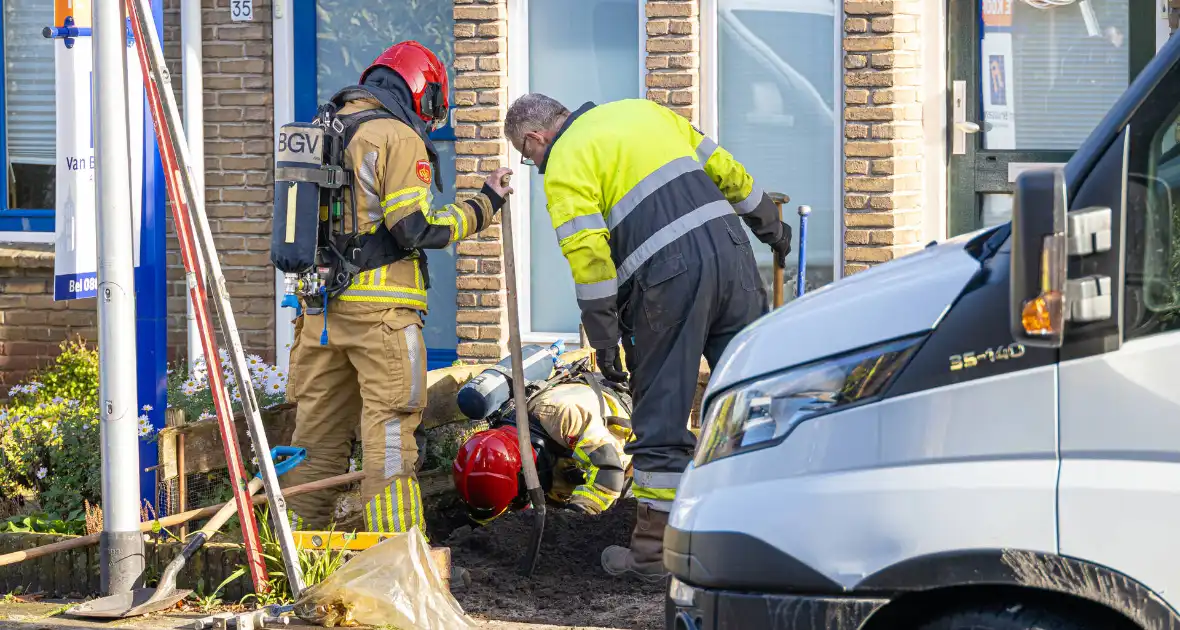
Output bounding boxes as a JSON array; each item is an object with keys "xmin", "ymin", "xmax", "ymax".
[{"xmin": 694, "ymin": 335, "xmax": 926, "ymax": 467}]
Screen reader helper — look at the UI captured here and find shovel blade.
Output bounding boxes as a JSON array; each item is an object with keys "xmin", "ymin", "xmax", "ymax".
[{"xmin": 66, "ymin": 588, "xmax": 193, "ymax": 618}]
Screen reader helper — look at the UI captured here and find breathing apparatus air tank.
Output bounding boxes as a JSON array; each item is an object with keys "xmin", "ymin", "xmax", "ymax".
[{"xmin": 456, "ymin": 340, "xmax": 566, "ymax": 421}]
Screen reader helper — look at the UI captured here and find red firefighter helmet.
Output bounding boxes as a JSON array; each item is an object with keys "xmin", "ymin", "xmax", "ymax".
[
  {"xmin": 453, "ymin": 426, "xmax": 535, "ymax": 522},
  {"xmin": 360, "ymin": 40, "xmax": 450, "ymax": 130}
]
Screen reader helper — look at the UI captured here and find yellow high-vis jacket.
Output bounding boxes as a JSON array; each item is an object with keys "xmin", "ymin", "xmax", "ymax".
[
  {"xmin": 328, "ymin": 96, "xmax": 501, "ymax": 313},
  {"xmin": 538, "ymin": 98, "xmax": 784, "ymax": 348}
]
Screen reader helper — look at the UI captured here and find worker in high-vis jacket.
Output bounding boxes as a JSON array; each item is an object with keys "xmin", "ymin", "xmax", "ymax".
[
  {"xmin": 452, "ymin": 379, "xmax": 633, "ymax": 524},
  {"xmin": 282, "ymin": 41, "xmax": 512, "ymax": 534},
  {"xmin": 503, "ymin": 94, "xmax": 792, "ymax": 580}
]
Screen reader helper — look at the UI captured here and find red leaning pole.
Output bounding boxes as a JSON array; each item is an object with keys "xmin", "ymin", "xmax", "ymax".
[{"xmin": 124, "ymin": 0, "xmax": 270, "ymax": 593}]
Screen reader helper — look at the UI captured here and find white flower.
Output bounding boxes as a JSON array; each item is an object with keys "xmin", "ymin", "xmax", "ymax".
[
  {"xmin": 251, "ymin": 456, "xmax": 259, "ymax": 466},
  {"xmin": 348, "ymin": 458, "xmax": 357, "ymax": 473},
  {"xmin": 36, "ymin": 467, "xmax": 47, "ymax": 480},
  {"xmin": 167, "ymin": 368, "xmax": 175, "ymax": 376},
  {"xmin": 51, "ymin": 397, "xmax": 64, "ymax": 405},
  {"xmin": 218, "ymin": 348, "xmax": 229, "ymax": 362},
  {"xmin": 141, "ymin": 404, "xmax": 153, "ymax": 412},
  {"xmin": 138, "ymin": 415, "xmax": 154, "ymax": 438},
  {"xmin": 181, "ymin": 381, "xmax": 197, "ymax": 397},
  {"xmin": 8, "ymin": 385, "xmax": 23, "ymax": 396},
  {"xmin": 198, "ymin": 411, "xmax": 215, "ymax": 421}
]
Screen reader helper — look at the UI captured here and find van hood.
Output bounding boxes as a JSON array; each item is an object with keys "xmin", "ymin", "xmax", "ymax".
[{"xmin": 706, "ymin": 233, "xmax": 988, "ymax": 399}]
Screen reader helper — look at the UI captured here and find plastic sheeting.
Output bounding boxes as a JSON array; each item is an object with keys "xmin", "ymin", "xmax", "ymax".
[{"xmin": 292, "ymin": 527, "xmax": 473, "ymax": 629}]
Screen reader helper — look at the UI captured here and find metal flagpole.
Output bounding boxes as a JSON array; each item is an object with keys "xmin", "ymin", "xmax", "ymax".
[{"xmin": 94, "ymin": 0, "xmax": 145, "ymax": 595}]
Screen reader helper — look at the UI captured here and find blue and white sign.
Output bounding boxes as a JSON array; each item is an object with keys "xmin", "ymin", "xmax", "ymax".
[{"xmin": 53, "ymin": 1, "xmax": 146, "ymax": 301}]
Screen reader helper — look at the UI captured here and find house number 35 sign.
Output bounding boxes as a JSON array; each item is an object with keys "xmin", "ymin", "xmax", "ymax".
[{"xmin": 230, "ymin": 0, "xmax": 253, "ymax": 21}]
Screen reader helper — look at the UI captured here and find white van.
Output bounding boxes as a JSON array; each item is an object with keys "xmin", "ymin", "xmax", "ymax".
[{"xmin": 664, "ymin": 25, "xmax": 1180, "ymax": 630}]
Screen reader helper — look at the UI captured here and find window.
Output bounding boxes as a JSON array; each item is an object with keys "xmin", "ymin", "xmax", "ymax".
[
  {"xmin": 1124, "ymin": 54, "xmax": 1180, "ymax": 341},
  {"xmin": 704, "ymin": 0, "xmax": 840, "ymax": 301},
  {"xmin": 509, "ymin": 0, "xmax": 643, "ymax": 339},
  {"xmin": 984, "ymin": 0, "xmax": 1130, "ymax": 152},
  {"xmin": 2, "ymin": 0, "xmax": 56, "ymax": 232}
]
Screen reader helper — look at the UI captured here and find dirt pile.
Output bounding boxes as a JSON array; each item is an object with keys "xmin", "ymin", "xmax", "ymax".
[{"xmin": 428, "ymin": 497, "xmax": 666, "ymax": 630}]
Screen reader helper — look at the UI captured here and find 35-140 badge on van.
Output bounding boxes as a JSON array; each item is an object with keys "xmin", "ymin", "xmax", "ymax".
[{"xmin": 950, "ymin": 343, "xmax": 1026, "ymax": 371}]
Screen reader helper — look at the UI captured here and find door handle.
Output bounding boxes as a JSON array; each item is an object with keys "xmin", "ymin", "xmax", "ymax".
[{"xmin": 951, "ymin": 80, "xmax": 977, "ymax": 155}]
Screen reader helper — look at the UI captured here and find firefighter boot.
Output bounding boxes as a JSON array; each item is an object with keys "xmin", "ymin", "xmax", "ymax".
[{"xmin": 600, "ymin": 502, "xmax": 670, "ymax": 582}]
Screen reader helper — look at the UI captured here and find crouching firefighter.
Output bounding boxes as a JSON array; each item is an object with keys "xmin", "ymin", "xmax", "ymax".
[
  {"xmin": 270, "ymin": 40, "xmax": 513, "ymax": 534},
  {"xmin": 451, "ymin": 358, "xmax": 634, "ymax": 524}
]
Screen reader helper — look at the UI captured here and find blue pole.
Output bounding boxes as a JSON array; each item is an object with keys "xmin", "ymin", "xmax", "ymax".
[
  {"xmin": 795, "ymin": 205, "xmax": 810, "ymax": 298},
  {"xmin": 135, "ymin": 0, "xmax": 168, "ymax": 514}
]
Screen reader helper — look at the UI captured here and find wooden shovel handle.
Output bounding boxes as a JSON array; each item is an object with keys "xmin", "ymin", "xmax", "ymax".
[{"xmin": 0, "ymin": 471, "xmax": 366, "ymax": 567}]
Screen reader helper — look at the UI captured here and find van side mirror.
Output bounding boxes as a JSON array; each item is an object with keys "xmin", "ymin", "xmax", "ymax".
[{"xmin": 1010, "ymin": 167, "xmax": 1068, "ymax": 348}]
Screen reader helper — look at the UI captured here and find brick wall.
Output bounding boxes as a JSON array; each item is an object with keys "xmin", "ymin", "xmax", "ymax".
[
  {"xmin": 645, "ymin": 0, "xmax": 698, "ymax": 124},
  {"xmin": 842, "ymin": 1, "xmax": 925, "ymax": 275},
  {"xmin": 0, "ymin": 246, "xmax": 96, "ymax": 389},
  {"xmin": 452, "ymin": 0, "xmax": 509, "ymax": 363},
  {"xmin": 165, "ymin": 0, "xmax": 277, "ymax": 362}
]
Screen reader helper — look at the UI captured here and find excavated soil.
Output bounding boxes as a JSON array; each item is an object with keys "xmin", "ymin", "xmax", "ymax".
[{"xmin": 426, "ymin": 495, "xmax": 667, "ymax": 630}]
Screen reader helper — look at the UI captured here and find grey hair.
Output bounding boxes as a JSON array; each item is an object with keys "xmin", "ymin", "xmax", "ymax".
[{"xmin": 504, "ymin": 93, "xmax": 570, "ymax": 144}]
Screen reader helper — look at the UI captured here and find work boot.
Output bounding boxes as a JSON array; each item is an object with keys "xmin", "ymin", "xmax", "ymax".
[{"xmin": 601, "ymin": 503, "xmax": 670, "ymax": 582}]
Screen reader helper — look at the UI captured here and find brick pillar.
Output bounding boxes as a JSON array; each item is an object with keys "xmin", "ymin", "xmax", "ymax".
[
  {"xmin": 645, "ymin": 0, "xmax": 699, "ymax": 124},
  {"xmin": 842, "ymin": 1, "xmax": 924, "ymax": 275},
  {"xmin": 453, "ymin": 0, "xmax": 509, "ymax": 363}
]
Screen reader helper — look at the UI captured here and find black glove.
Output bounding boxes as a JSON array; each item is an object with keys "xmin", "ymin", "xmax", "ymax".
[
  {"xmin": 769, "ymin": 222, "xmax": 793, "ymax": 269},
  {"xmin": 562, "ymin": 502, "xmax": 587, "ymax": 514},
  {"xmin": 595, "ymin": 345, "xmax": 629, "ymax": 385}
]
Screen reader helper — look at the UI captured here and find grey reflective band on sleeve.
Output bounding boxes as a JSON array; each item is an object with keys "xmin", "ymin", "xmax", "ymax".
[
  {"xmin": 696, "ymin": 137, "xmax": 718, "ymax": 164},
  {"xmin": 734, "ymin": 186, "xmax": 764, "ymax": 215},
  {"xmin": 634, "ymin": 470, "xmax": 682, "ymax": 490},
  {"xmin": 607, "ymin": 156, "xmax": 701, "ymax": 231},
  {"xmin": 616, "ymin": 200, "xmax": 731, "ymax": 284},
  {"xmin": 554, "ymin": 212, "xmax": 609, "ymax": 241},
  {"xmin": 574, "ymin": 278, "xmax": 618, "ymax": 301}
]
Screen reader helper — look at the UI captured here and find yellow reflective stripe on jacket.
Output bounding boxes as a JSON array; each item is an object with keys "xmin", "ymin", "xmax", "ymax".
[{"xmin": 338, "ymin": 257, "xmax": 428, "ymax": 308}]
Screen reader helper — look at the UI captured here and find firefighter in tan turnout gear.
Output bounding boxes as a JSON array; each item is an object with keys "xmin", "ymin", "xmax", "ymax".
[
  {"xmin": 451, "ymin": 359, "xmax": 635, "ymax": 525},
  {"xmin": 274, "ymin": 41, "xmax": 512, "ymax": 534}
]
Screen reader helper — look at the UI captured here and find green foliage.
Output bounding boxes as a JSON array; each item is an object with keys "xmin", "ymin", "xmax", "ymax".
[
  {"xmin": 0, "ymin": 338, "xmax": 113, "ymax": 516},
  {"xmin": 235, "ymin": 507, "xmax": 349, "ymax": 606},
  {"xmin": 0, "ymin": 339, "xmax": 282, "ymax": 519},
  {"xmin": 0, "ymin": 511, "xmax": 86, "ymax": 535}
]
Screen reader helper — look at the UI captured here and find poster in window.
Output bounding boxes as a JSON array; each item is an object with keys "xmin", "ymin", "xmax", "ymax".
[
  {"xmin": 52, "ymin": 0, "xmax": 145, "ymax": 300},
  {"xmin": 980, "ymin": 0, "xmax": 1015, "ymax": 150}
]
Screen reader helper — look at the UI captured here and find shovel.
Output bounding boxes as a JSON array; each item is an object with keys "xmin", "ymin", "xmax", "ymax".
[
  {"xmin": 497, "ymin": 173, "xmax": 547, "ymax": 577},
  {"xmin": 66, "ymin": 446, "xmax": 307, "ymax": 619}
]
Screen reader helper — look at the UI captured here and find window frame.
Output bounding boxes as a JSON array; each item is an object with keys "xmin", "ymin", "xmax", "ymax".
[
  {"xmin": 0, "ymin": 0, "xmax": 56, "ymax": 236},
  {"xmin": 1120, "ymin": 52, "xmax": 1180, "ymax": 343},
  {"xmin": 699, "ymin": 0, "xmax": 846, "ymax": 288},
  {"xmin": 505, "ymin": 0, "xmax": 648, "ymax": 346}
]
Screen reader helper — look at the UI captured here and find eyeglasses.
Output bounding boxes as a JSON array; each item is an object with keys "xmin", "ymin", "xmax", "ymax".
[{"xmin": 520, "ymin": 135, "xmax": 537, "ymax": 166}]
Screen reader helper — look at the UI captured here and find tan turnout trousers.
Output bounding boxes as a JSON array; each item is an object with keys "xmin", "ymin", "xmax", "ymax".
[{"xmin": 284, "ymin": 306, "xmax": 427, "ymax": 534}]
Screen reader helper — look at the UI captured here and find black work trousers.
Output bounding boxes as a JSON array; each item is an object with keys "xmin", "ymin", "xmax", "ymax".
[{"xmin": 619, "ymin": 213, "xmax": 768, "ymax": 507}]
